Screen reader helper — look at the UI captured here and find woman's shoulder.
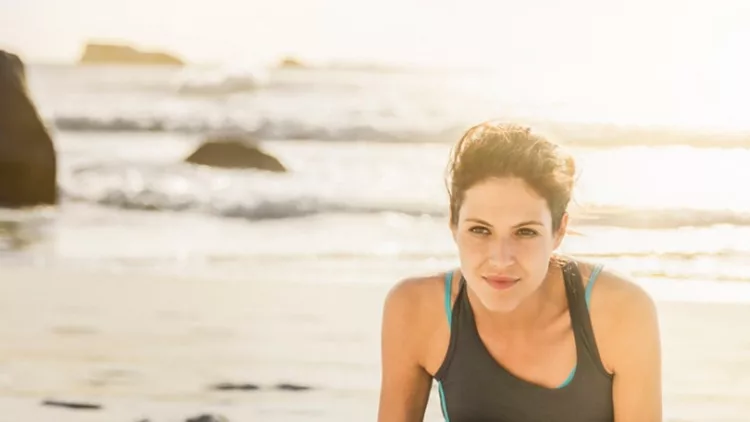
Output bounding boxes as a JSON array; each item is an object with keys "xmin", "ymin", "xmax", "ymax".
[
  {"xmin": 574, "ymin": 258, "xmax": 660, "ymax": 373},
  {"xmin": 383, "ymin": 271, "xmax": 451, "ymax": 320},
  {"xmin": 575, "ymin": 259, "xmax": 656, "ymax": 312},
  {"xmin": 382, "ymin": 271, "xmax": 455, "ymax": 373}
]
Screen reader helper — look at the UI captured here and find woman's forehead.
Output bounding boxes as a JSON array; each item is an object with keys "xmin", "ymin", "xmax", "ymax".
[{"xmin": 460, "ymin": 178, "xmax": 552, "ymax": 224}]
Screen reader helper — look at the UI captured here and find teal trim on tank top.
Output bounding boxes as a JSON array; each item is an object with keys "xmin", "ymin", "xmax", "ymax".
[
  {"xmin": 444, "ymin": 271, "xmax": 454, "ymax": 327},
  {"xmin": 557, "ymin": 263, "xmax": 604, "ymax": 388},
  {"xmin": 438, "ymin": 381, "xmax": 451, "ymax": 422},
  {"xmin": 440, "ymin": 271, "xmax": 454, "ymax": 421},
  {"xmin": 585, "ymin": 264, "xmax": 603, "ymax": 308}
]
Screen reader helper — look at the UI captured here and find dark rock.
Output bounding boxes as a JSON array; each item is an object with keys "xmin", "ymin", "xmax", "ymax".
[
  {"xmin": 185, "ymin": 136, "xmax": 287, "ymax": 172},
  {"xmin": 275, "ymin": 382, "xmax": 312, "ymax": 391},
  {"xmin": 41, "ymin": 399, "xmax": 102, "ymax": 410},
  {"xmin": 79, "ymin": 42, "xmax": 184, "ymax": 66},
  {"xmin": 0, "ymin": 50, "xmax": 58, "ymax": 207},
  {"xmin": 211, "ymin": 382, "xmax": 260, "ymax": 391},
  {"xmin": 185, "ymin": 414, "xmax": 230, "ymax": 422}
]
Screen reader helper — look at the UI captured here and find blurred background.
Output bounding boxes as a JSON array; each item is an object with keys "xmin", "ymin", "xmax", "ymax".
[{"xmin": 1, "ymin": 0, "xmax": 750, "ymax": 421}]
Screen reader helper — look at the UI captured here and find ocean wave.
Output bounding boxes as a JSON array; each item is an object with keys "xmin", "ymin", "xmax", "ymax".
[
  {"xmin": 63, "ymin": 188, "xmax": 443, "ymax": 220},
  {"xmin": 173, "ymin": 67, "xmax": 268, "ymax": 96},
  {"xmin": 86, "ymin": 195, "xmax": 750, "ymax": 229},
  {"xmin": 60, "ymin": 163, "xmax": 750, "ymax": 228},
  {"xmin": 50, "ymin": 115, "xmax": 750, "ymax": 147},
  {"xmin": 61, "ymin": 162, "xmax": 445, "ymax": 221},
  {"xmin": 573, "ymin": 207, "xmax": 750, "ymax": 229},
  {"xmin": 575, "ymin": 250, "xmax": 750, "ymax": 260},
  {"xmin": 53, "ymin": 116, "xmax": 170, "ymax": 132},
  {"xmin": 51, "ymin": 116, "xmax": 465, "ymax": 142}
]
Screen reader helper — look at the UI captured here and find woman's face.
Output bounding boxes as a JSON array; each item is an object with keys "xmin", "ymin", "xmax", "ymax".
[{"xmin": 451, "ymin": 177, "xmax": 567, "ymax": 313}]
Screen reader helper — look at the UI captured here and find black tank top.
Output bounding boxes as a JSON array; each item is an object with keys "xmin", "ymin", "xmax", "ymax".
[{"xmin": 433, "ymin": 260, "xmax": 614, "ymax": 422}]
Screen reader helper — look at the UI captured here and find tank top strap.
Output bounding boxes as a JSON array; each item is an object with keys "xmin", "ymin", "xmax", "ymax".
[
  {"xmin": 562, "ymin": 260, "xmax": 608, "ymax": 374},
  {"xmin": 434, "ymin": 271, "xmax": 467, "ymax": 382}
]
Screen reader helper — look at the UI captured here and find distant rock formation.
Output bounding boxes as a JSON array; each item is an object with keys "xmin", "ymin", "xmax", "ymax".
[
  {"xmin": 78, "ymin": 42, "xmax": 184, "ymax": 66},
  {"xmin": 184, "ymin": 136, "xmax": 287, "ymax": 172},
  {"xmin": 278, "ymin": 56, "xmax": 306, "ymax": 69},
  {"xmin": 0, "ymin": 50, "xmax": 58, "ymax": 208}
]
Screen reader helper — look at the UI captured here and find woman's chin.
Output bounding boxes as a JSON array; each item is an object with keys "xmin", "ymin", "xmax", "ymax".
[{"xmin": 476, "ymin": 289, "xmax": 524, "ymax": 313}]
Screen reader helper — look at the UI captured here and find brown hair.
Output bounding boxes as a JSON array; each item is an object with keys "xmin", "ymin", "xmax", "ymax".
[{"xmin": 446, "ymin": 121, "xmax": 576, "ymax": 231}]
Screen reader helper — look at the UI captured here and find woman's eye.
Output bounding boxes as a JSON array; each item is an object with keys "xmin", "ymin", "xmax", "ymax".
[
  {"xmin": 516, "ymin": 227, "xmax": 538, "ymax": 237},
  {"xmin": 469, "ymin": 226, "xmax": 490, "ymax": 235}
]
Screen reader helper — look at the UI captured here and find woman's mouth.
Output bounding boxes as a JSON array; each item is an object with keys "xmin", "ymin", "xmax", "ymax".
[{"xmin": 483, "ymin": 275, "xmax": 520, "ymax": 290}]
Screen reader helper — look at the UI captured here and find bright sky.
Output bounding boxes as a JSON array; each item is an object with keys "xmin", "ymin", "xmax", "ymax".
[
  {"xmin": 2, "ymin": 0, "xmax": 749, "ymax": 129},
  {"xmin": 1, "ymin": 0, "xmax": 748, "ymax": 68}
]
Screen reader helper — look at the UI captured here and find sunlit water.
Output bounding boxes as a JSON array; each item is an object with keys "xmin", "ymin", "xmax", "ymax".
[{"xmin": 2, "ymin": 64, "xmax": 749, "ymax": 302}]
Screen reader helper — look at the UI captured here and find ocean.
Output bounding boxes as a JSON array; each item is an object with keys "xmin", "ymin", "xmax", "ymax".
[{"xmin": 4, "ymin": 62, "xmax": 750, "ymax": 302}]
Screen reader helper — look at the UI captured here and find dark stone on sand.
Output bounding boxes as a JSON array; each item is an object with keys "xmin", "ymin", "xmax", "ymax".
[
  {"xmin": 184, "ymin": 136, "xmax": 287, "ymax": 172},
  {"xmin": 211, "ymin": 382, "xmax": 260, "ymax": 391},
  {"xmin": 42, "ymin": 399, "xmax": 102, "ymax": 410},
  {"xmin": 79, "ymin": 42, "xmax": 184, "ymax": 66},
  {"xmin": 209, "ymin": 381, "xmax": 312, "ymax": 392},
  {"xmin": 185, "ymin": 414, "xmax": 230, "ymax": 422},
  {"xmin": 275, "ymin": 382, "xmax": 312, "ymax": 391},
  {"xmin": 0, "ymin": 50, "xmax": 58, "ymax": 207}
]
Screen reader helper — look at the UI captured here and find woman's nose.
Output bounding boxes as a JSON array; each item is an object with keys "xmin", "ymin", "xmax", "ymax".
[{"xmin": 487, "ymin": 238, "xmax": 515, "ymax": 267}]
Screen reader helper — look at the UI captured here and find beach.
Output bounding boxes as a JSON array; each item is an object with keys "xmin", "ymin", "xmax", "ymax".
[
  {"xmin": 0, "ymin": 263, "xmax": 749, "ymax": 422},
  {"xmin": 1, "ymin": 62, "xmax": 749, "ymax": 421}
]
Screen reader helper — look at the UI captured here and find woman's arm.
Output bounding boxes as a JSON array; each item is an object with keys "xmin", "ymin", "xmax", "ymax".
[
  {"xmin": 378, "ymin": 279, "xmax": 433, "ymax": 422},
  {"xmin": 603, "ymin": 276, "xmax": 663, "ymax": 422}
]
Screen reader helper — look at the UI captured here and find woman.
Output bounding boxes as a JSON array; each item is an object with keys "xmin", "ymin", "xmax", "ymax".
[{"xmin": 378, "ymin": 122, "xmax": 662, "ymax": 421}]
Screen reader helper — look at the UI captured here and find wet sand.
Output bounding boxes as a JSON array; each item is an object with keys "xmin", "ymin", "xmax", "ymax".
[{"xmin": 0, "ymin": 265, "xmax": 748, "ymax": 421}]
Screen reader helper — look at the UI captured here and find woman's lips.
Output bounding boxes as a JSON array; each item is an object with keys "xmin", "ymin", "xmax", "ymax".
[{"xmin": 483, "ymin": 275, "xmax": 520, "ymax": 290}]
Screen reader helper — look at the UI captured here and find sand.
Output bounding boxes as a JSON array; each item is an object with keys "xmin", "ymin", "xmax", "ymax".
[{"xmin": 0, "ymin": 264, "xmax": 749, "ymax": 422}]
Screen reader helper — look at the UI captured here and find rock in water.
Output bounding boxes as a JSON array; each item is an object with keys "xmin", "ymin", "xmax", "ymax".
[
  {"xmin": 185, "ymin": 136, "xmax": 287, "ymax": 172},
  {"xmin": 0, "ymin": 50, "xmax": 58, "ymax": 207}
]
